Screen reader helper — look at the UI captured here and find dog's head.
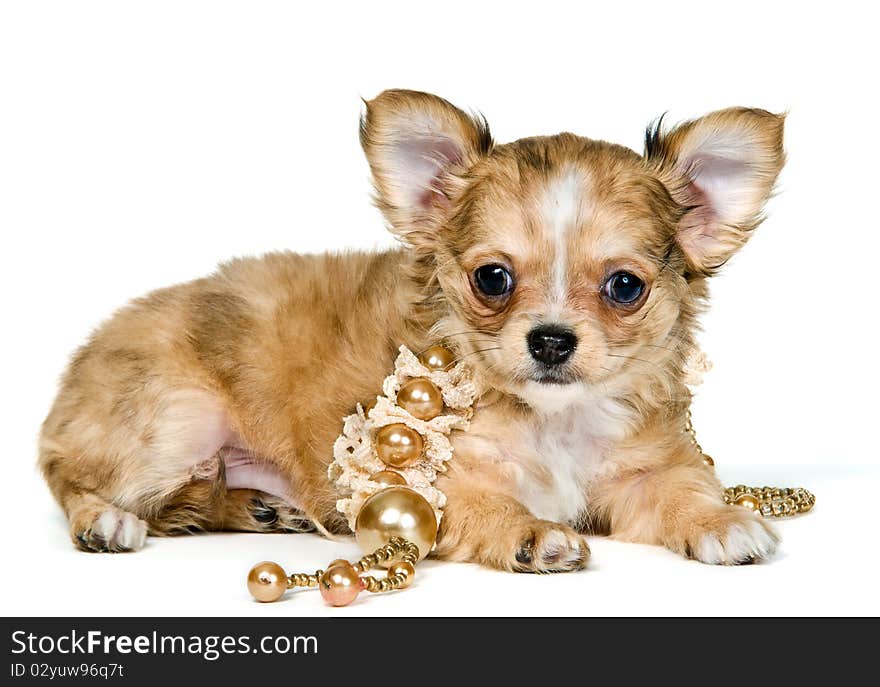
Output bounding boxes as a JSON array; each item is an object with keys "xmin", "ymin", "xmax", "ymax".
[{"xmin": 361, "ymin": 90, "xmax": 784, "ymax": 415}]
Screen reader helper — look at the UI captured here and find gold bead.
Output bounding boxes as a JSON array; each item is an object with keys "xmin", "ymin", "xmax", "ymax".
[
  {"xmin": 363, "ymin": 398, "xmax": 378, "ymax": 415},
  {"xmin": 319, "ymin": 563, "xmax": 363, "ymax": 607},
  {"xmin": 388, "ymin": 561, "xmax": 415, "ymax": 588},
  {"xmin": 419, "ymin": 345, "xmax": 455, "ymax": 371},
  {"xmin": 396, "ymin": 378, "xmax": 444, "ymax": 421},
  {"xmin": 702, "ymin": 454, "xmax": 714, "ymax": 467},
  {"xmin": 247, "ymin": 561, "xmax": 288, "ymax": 603},
  {"xmin": 375, "ymin": 423, "xmax": 424, "ymax": 468},
  {"xmin": 369, "ymin": 469, "xmax": 407, "ymax": 487},
  {"xmin": 734, "ymin": 493, "xmax": 761, "ymax": 512},
  {"xmin": 326, "ymin": 559, "xmax": 350, "ymax": 570},
  {"xmin": 355, "ymin": 486, "xmax": 437, "ymax": 563}
]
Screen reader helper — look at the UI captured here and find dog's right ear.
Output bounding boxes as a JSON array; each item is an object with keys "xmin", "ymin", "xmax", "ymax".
[{"xmin": 360, "ymin": 90, "xmax": 492, "ymax": 244}]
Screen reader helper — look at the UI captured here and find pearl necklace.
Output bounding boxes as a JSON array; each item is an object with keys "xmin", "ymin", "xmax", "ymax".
[{"xmin": 249, "ymin": 344, "xmax": 471, "ymax": 606}]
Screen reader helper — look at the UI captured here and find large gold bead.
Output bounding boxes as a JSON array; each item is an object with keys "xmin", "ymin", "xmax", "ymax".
[
  {"xmin": 388, "ymin": 560, "xmax": 416, "ymax": 589},
  {"xmin": 374, "ymin": 423, "xmax": 424, "ymax": 468},
  {"xmin": 734, "ymin": 493, "xmax": 761, "ymax": 513},
  {"xmin": 702, "ymin": 454, "xmax": 715, "ymax": 467},
  {"xmin": 247, "ymin": 561, "xmax": 288, "ymax": 603},
  {"xmin": 369, "ymin": 469, "xmax": 407, "ymax": 487},
  {"xmin": 355, "ymin": 487, "xmax": 437, "ymax": 563},
  {"xmin": 419, "ymin": 345, "xmax": 456, "ymax": 371},
  {"xmin": 396, "ymin": 378, "xmax": 444, "ymax": 421}
]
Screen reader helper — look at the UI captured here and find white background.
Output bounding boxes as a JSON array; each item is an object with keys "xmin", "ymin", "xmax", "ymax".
[{"xmin": 1, "ymin": 1, "xmax": 878, "ymax": 616}]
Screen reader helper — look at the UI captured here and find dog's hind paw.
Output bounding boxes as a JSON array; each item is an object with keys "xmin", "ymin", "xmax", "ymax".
[{"xmin": 249, "ymin": 495, "xmax": 316, "ymax": 533}]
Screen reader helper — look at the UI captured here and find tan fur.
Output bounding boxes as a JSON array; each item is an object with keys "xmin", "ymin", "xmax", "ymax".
[{"xmin": 39, "ymin": 90, "xmax": 785, "ymax": 569}]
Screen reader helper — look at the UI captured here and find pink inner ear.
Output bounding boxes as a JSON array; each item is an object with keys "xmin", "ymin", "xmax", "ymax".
[
  {"xmin": 687, "ymin": 153, "xmax": 753, "ymax": 221},
  {"xmin": 392, "ymin": 134, "xmax": 463, "ymax": 211},
  {"xmin": 677, "ymin": 153, "xmax": 755, "ymax": 267},
  {"xmin": 678, "ymin": 180, "xmax": 721, "ymax": 262}
]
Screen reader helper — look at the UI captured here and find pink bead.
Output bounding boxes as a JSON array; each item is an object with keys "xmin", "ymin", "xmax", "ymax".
[{"xmin": 319, "ymin": 564, "xmax": 362, "ymax": 607}]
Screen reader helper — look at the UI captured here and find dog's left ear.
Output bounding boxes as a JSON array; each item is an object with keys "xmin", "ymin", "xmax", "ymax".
[
  {"xmin": 646, "ymin": 107, "xmax": 785, "ymax": 274},
  {"xmin": 360, "ymin": 89, "xmax": 493, "ymax": 244}
]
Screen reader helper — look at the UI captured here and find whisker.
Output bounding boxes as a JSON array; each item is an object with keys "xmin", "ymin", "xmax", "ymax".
[
  {"xmin": 607, "ymin": 330, "xmax": 690, "ymax": 356},
  {"xmin": 605, "ymin": 353, "xmax": 660, "ymax": 367},
  {"xmin": 452, "ymin": 346, "xmax": 503, "ymax": 363},
  {"xmin": 609, "ymin": 342, "xmax": 681, "ymax": 355},
  {"xmin": 434, "ymin": 329, "xmax": 497, "ymax": 340},
  {"xmin": 638, "ymin": 343, "xmax": 683, "ymax": 351},
  {"xmin": 415, "ymin": 338, "xmax": 497, "ymax": 357}
]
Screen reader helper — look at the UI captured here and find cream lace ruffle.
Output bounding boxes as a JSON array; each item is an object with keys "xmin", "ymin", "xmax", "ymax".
[
  {"xmin": 683, "ymin": 347, "xmax": 712, "ymax": 387},
  {"xmin": 328, "ymin": 346, "xmax": 479, "ymax": 530}
]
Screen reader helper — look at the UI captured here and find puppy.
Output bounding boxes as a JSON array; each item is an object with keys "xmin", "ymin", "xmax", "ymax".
[{"xmin": 39, "ymin": 90, "xmax": 784, "ymax": 570}]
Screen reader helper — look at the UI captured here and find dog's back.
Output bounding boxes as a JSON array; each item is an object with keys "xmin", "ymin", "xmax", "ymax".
[{"xmin": 39, "ymin": 248, "xmax": 423, "ymax": 550}]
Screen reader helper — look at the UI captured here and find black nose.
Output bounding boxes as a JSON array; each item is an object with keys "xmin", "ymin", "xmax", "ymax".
[{"xmin": 527, "ymin": 326, "xmax": 577, "ymax": 366}]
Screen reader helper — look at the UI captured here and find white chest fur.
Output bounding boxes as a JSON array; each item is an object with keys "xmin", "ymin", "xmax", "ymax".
[{"xmin": 511, "ymin": 385, "xmax": 633, "ymax": 525}]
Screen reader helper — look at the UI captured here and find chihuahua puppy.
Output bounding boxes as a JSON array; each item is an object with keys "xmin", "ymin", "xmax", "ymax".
[{"xmin": 39, "ymin": 90, "xmax": 785, "ymax": 570}]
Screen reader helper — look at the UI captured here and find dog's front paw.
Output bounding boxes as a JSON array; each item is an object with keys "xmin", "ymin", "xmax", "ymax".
[
  {"xmin": 72, "ymin": 507, "xmax": 147, "ymax": 553},
  {"xmin": 511, "ymin": 520, "xmax": 590, "ymax": 573},
  {"xmin": 673, "ymin": 506, "xmax": 779, "ymax": 565}
]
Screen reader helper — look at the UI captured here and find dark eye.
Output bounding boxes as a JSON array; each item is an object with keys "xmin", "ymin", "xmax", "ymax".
[
  {"xmin": 604, "ymin": 271, "xmax": 645, "ymax": 304},
  {"xmin": 473, "ymin": 264, "xmax": 515, "ymax": 297}
]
